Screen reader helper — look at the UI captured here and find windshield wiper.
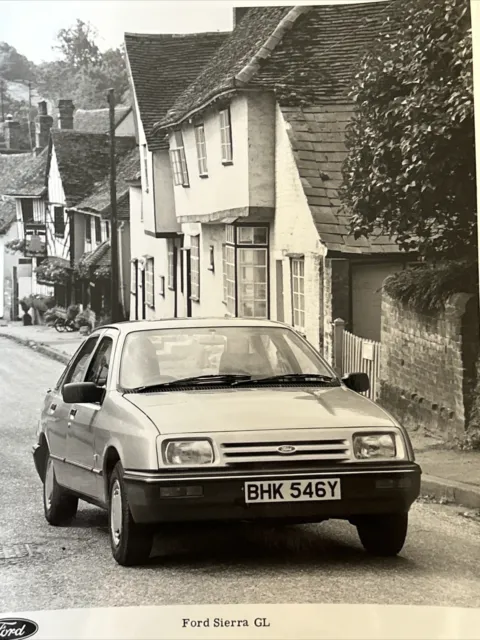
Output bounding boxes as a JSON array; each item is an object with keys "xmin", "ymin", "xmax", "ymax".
[
  {"xmin": 232, "ymin": 373, "xmax": 339, "ymax": 387},
  {"xmin": 125, "ymin": 373, "xmax": 252, "ymax": 393}
]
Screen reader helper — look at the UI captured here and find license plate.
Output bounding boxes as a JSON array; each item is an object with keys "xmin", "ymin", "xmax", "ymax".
[{"xmin": 244, "ymin": 478, "xmax": 341, "ymax": 504}]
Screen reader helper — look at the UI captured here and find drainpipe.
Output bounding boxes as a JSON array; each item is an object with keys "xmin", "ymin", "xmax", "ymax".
[{"xmin": 118, "ymin": 221, "xmax": 125, "ymax": 317}]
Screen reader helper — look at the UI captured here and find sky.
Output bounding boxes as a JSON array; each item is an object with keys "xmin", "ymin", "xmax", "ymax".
[{"xmin": 0, "ymin": 1, "xmax": 235, "ymax": 63}]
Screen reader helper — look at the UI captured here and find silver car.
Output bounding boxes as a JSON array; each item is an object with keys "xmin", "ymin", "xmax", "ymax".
[{"xmin": 33, "ymin": 318, "xmax": 421, "ymax": 566}]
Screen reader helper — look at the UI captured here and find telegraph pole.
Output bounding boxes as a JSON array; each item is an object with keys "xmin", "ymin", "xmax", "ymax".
[{"xmin": 107, "ymin": 88, "xmax": 120, "ymax": 322}]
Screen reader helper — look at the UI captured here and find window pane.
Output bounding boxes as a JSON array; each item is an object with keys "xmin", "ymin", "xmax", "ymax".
[
  {"xmin": 253, "ymin": 227, "xmax": 268, "ymax": 244},
  {"xmin": 238, "ymin": 227, "xmax": 254, "ymax": 244},
  {"xmin": 254, "ymin": 301, "xmax": 267, "ymax": 318}
]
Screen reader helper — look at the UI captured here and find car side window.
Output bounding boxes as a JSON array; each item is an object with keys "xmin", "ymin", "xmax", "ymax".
[
  {"xmin": 63, "ymin": 336, "xmax": 100, "ymax": 386},
  {"xmin": 85, "ymin": 337, "xmax": 114, "ymax": 387}
]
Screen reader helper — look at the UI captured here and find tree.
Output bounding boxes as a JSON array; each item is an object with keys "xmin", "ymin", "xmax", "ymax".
[
  {"xmin": 340, "ymin": 0, "xmax": 475, "ymax": 261},
  {"xmin": 54, "ymin": 19, "xmax": 101, "ymax": 69},
  {"xmin": 0, "ymin": 42, "xmax": 35, "ymax": 82}
]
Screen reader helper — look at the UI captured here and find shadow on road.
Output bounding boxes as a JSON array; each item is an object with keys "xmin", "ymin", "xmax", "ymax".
[{"xmin": 73, "ymin": 505, "xmax": 414, "ymax": 572}]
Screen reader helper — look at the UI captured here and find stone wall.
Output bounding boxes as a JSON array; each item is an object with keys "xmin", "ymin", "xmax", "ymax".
[{"xmin": 379, "ymin": 292, "xmax": 479, "ymax": 441}]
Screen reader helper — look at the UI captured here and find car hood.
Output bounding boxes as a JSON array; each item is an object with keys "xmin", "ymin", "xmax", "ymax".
[{"xmin": 124, "ymin": 386, "xmax": 396, "ymax": 434}]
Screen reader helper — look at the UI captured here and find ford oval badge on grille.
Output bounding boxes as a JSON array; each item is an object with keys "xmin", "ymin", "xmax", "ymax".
[{"xmin": 277, "ymin": 445, "xmax": 297, "ymax": 455}]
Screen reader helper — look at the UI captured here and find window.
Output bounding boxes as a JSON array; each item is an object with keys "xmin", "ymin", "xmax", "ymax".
[
  {"xmin": 291, "ymin": 257, "xmax": 305, "ymax": 333},
  {"xmin": 85, "ymin": 216, "xmax": 92, "ymax": 243},
  {"xmin": 219, "ymin": 108, "xmax": 233, "ymax": 164},
  {"xmin": 105, "ymin": 221, "xmax": 110, "ymax": 239},
  {"xmin": 95, "ymin": 216, "xmax": 102, "ymax": 243},
  {"xmin": 223, "ymin": 225, "xmax": 268, "ymax": 318},
  {"xmin": 190, "ymin": 235, "xmax": 200, "ymax": 301},
  {"xmin": 208, "ymin": 245, "xmax": 215, "ymax": 272},
  {"xmin": 170, "ymin": 130, "xmax": 189, "ymax": 187},
  {"xmin": 21, "ymin": 199, "xmax": 34, "ymax": 223},
  {"xmin": 53, "ymin": 206, "xmax": 65, "ymax": 237},
  {"xmin": 159, "ymin": 276, "xmax": 166, "ymax": 297},
  {"xmin": 145, "ymin": 257, "xmax": 154, "ymax": 308},
  {"xmin": 194, "ymin": 124, "xmax": 208, "ymax": 176},
  {"xmin": 131, "ymin": 259, "xmax": 138, "ymax": 295},
  {"xmin": 63, "ymin": 336, "xmax": 99, "ymax": 385},
  {"xmin": 142, "ymin": 145, "xmax": 149, "ymax": 192},
  {"xmin": 85, "ymin": 337, "xmax": 113, "ymax": 388},
  {"xmin": 167, "ymin": 240, "xmax": 175, "ymax": 290}
]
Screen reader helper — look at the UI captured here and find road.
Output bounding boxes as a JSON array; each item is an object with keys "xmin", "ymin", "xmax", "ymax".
[{"xmin": 1, "ymin": 336, "xmax": 480, "ymax": 614}]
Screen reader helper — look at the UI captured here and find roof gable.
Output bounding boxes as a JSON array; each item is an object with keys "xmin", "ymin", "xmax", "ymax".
[
  {"xmin": 50, "ymin": 130, "xmax": 137, "ymax": 207},
  {"xmin": 0, "ymin": 151, "xmax": 38, "ymax": 233},
  {"xmin": 157, "ymin": 6, "xmax": 292, "ymax": 128},
  {"xmin": 125, "ymin": 31, "xmax": 228, "ymax": 150},
  {"xmin": 73, "ymin": 146, "xmax": 140, "ymax": 220}
]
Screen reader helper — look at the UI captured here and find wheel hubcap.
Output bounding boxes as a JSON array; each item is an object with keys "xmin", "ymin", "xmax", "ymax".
[
  {"xmin": 44, "ymin": 458, "xmax": 54, "ymax": 510},
  {"xmin": 110, "ymin": 480, "xmax": 122, "ymax": 547}
]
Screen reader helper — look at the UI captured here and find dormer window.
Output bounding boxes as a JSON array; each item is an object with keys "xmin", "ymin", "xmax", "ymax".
[
  {"xmin": 194, "ymin": 124, "xmax": 208, "ymax": 177},
  {"xmin": 219, "ymin": 108, "xmax": 233, "ymax": 164},
  {"xmin": 170, "ymin": 130, "xmax": 189, "ymax": 187}
]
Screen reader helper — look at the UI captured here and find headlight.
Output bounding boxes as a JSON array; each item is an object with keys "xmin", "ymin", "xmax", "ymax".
[
  {"xmin": 163, "ymin": 439, "xmax": 214, "ymax": 466},
  {"xmin": 353, "ymin": 433, "xmax": 397, "ymax": 459}
]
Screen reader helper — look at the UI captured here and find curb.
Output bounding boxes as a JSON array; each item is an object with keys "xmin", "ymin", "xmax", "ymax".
[
  {"xmin": 420, "ymin": 474, "xmax": 480, "ymax": 510},
  {"xmin": 0, "ymin": 331, "xmax": 71, "ymax": 365}
]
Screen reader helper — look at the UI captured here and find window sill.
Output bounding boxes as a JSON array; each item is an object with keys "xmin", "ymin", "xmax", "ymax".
[
  {"xmin": 181, "ymin": 184, "xmax": 190, "ymax": 189},
  {"xmin": 199, "ymin": 174, "xmax": 209, "ymax": 179},
  {"xmin": 190, "ymin": 296, "xmax": 200, "ymax": 303},
  {"xmin": 207, "ymin": 266, "xmax": 214, "ymax": 273},
  {"xmin": 221, "ymin": 161, "xmax": 233, "ymax": 167},
  {"xmin": 167, "ymin": 285, "xmax": 175, "ymax": 291}
]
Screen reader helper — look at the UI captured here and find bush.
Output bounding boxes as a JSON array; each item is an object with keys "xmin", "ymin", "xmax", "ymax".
[{"xmin": 383, "ymin": 259, "xmax": 479, "ymax": 314}]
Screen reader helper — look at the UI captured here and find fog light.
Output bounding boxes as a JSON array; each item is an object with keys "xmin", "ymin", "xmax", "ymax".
[{"xmin": 160, "ymin": 486, "xmax": 203, "ymax": 498}]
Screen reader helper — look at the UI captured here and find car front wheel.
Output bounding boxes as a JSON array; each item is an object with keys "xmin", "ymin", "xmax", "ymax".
[
  {"xmin": 356, "ymin": 513, "xmax": 408, "ymax": 557},
  {"xmin": 108, "ymin": 462, "xmax": 153, "ymax": 566},
  {"xmin": 43, "ymin": 455, "xmax": 78, "ymax": 525}
]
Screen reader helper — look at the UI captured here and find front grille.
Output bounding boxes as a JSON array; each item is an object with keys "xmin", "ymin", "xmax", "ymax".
[{"xmin": 220, "ymin": 438, "xmax": 350, "ymax": 466}]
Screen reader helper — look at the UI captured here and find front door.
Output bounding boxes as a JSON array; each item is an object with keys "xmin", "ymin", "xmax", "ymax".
[{"xmin": 49, "ymin": 335, "xmax": 100, "ymax": 487}]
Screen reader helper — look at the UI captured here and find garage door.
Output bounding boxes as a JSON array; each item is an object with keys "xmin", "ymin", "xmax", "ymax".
[{"xmin": 351, "ymin": 263, "xmax": 403, "ymax": 342}]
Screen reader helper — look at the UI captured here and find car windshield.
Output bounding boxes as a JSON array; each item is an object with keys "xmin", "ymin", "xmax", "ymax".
[{"xmin": 119, "ymin": 326, "xmax": 336, "ymax": 391}]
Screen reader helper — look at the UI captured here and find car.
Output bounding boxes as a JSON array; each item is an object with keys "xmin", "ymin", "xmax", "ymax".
[{"xmin": 32, "ymin": 317, "xmax": 422, "ymax": 566}]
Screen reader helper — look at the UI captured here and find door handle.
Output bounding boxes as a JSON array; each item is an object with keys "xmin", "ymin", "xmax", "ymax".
[{"xmin": 69, "ymin": 409, "xmax": 77, "ymax": 419}]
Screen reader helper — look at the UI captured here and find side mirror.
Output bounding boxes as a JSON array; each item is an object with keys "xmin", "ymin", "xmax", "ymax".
[
  {"xmin": 342, "ymin": 372, "xmax": 370, "ymax": 393},
  {"xmin": 62, "ymin": 382, "xmax": 104, "ymax": 404}
]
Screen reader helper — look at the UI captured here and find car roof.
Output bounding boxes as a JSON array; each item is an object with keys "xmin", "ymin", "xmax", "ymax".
[{"xmin": 97, "ymin": 317, "xmax": 292, "ymax": 335}]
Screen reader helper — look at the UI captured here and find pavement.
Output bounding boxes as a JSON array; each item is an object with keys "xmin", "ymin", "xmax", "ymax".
[
  {"xmin": 1, "ymin": 335, "xmax": 480, "ymax": 613},
  {"xmin": 1, "ymin": 322, "xmax": 480, "ymax": 512}
]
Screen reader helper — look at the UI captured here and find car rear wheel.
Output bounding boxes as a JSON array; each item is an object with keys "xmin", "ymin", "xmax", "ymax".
[
  {"xmin": 108, "ymin": 462, "xmax": 153, "ymax": 566},
  {"xmin": 43, "ymin": 455, "xmax": 78, "ymax": 525},
  {"xmin": 356, "ymin": 513, "xmax": 408, "ymax": 557}
]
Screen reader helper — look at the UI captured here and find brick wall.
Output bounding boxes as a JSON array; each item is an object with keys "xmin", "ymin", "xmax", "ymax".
[{"xmin": 379, "ymin": 292, "xmax": 479, "ymax": 441}]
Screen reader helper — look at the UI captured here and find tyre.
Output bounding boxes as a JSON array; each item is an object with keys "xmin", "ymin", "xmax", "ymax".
[
  {"xmin": 356, "ymin": 513, "xmax": 408, "ymax": 557},
  {"xmin": 43, "ymin": 454, "xmax": 78, "ymax": 525},
  {"xmin": 54, "ymin": 319, "xmax": 65, "ymax": 333},
  {"xmin": 108, "ymin": 462, "xmax": 153, "ymax": 566}
]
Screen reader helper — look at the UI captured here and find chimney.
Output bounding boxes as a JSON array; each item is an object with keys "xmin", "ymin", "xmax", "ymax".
[
  {"xmin": 233, "ymin": 7, "xmax": 250, "ymax": 29},
  {"xmin": 3, "ymin": 114, "xmax": 22, "ymax": 150},
  {"xmin": 34, "ymin": 101, "xmax": 53, "ymax": 154},
  {"xmin": 57, "ymin": 99, "xmax": 75, "ymax": 130}
]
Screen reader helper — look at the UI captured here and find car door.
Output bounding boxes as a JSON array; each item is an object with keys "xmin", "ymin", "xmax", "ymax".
[
  {"xmin": 43, "ymin": 335, "xmax": 100, "ymax": 488},
  {"xmin": 64, "ymin": 331, "xmax": 116, "ymax": 500}
]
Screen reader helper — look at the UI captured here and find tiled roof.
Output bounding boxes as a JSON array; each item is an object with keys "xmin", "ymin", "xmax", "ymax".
[
  {"xmin": 74, "ymin": 106, "xmax": 132, "ymax": 134},
  {"xmin": 50, "ymin": 130, "xmax": 137, "ymax": 207},
  {"xmin": 158, "ymin": 3, "xmax": 391, "ymax": 128},
  {"xmin": 282, "ymin": 105, "xmax": 401, "ymax": 255},
  {"xmin": 2, "ymin": 147, "xmax": 48, "ymax": 197},
  {"xmin": 158, "ymin": 7, "xmax": 291, "ymax": 128},
  {"xmin": 73, "ymin": 147, "xmax": 140, "ymax": 220},
  {"xmin": 125, "ymin": 31, "xmax": 228, "ymax": 150},
  {"xmin": 0, "ymin": 152, "xmax": 32, "ymax": 233},
  {"xmin": 81, "ymin": 240, "xmax": 110, "ymax": 269}
]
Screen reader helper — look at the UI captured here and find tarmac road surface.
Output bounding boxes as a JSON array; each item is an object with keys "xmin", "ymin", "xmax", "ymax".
[{"xmin": 1, "ymin": 337, "xmax": 480, "ymax": 613}]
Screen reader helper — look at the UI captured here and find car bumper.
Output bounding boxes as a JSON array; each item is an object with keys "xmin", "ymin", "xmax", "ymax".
[{"xmin": 123, "ymin": 463, "xmax": 422, "ymax": 525}]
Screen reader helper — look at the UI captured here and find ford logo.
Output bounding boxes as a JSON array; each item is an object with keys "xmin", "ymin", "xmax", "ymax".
[
  {"xmin": 0, "ymin": 619, "xmax": 38, "ymax": 639},
  {"xmin": 277, "ymin": 445, "xmax": 297, "ymax": 455}
]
